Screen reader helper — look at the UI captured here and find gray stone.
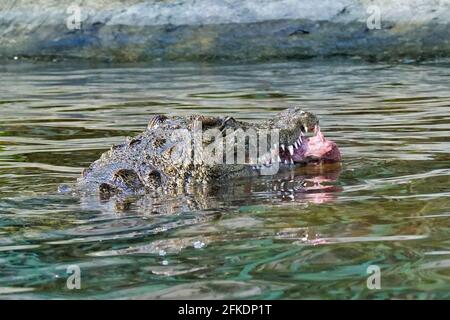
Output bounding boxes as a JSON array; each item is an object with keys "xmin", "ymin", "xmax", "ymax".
[{"xmin": 1, "ymin": 0, "xmax": 449, "ymax": 62}]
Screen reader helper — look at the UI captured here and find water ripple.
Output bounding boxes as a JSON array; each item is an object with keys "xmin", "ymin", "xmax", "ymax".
[{"xmin": 0, "ymin": 59, "xmax": 449, "ymax": 299}]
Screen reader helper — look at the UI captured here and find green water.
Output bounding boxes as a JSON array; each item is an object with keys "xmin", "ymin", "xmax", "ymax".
[{"xmin": 0, "ymin": 60, "xmax": 449, "ymax": 299}]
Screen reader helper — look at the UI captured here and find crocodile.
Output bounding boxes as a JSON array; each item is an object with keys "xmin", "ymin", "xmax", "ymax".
[{"xmin": 75, "ymin": 107, "xmax": 341, "ymax": 197}]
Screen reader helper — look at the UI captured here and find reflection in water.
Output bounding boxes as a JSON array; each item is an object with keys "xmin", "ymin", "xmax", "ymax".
[
  {"xmin": 75, "ymin": 163, "xmax": 342, "ymax": 216},
  {"xmin": 0, "ymin": 60, "xmax": 449, "ymax": 299}
]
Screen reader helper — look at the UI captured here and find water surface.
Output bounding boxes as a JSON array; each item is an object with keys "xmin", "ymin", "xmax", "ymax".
[{"xmin": 0, "ymin": 59, "xmax": 449, "ymax": 299}]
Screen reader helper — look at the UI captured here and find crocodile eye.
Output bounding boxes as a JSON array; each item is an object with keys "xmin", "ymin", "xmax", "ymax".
[
  {"xmin": 190, "ymin": 115, "xmax": 220, "ymax": 129},
  {"xmin": 147, "ymin": 115, "xmax": 167, "ymax": 130}
]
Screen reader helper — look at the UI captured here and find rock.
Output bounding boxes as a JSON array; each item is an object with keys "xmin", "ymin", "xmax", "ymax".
[{"xmin": 0, "ymin": 0, "xmax": 449, "ymax": 62}]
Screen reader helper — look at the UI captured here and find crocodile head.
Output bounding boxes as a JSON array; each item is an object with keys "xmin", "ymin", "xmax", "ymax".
[
  {"xmin": 262, "ymin": 107, "xmax": 341, "ymax": 166},
  {"xmin": 75, "ymin": 107, "xmax": 341, "ymax": 195}
]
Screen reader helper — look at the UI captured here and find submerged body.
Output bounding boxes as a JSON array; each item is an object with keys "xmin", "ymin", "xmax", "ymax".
[{"xmin": 76, "ymin": 107, "xmax": 341, "ymax": 196}]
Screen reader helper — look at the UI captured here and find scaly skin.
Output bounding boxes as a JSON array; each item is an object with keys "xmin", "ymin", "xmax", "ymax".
[{"xmin": 76, "ymin": 107, "xmax": 341, "ymax": 196}]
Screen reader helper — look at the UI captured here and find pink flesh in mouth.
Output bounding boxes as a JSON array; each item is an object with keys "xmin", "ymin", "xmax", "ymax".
[{"xmin": 291, "ymin": 126, "xmax": 341, "ymax": 164}]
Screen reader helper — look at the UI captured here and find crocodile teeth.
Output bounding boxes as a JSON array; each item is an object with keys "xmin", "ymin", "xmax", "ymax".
[
  {"xmin": 281, "ymin": 144, "xmax": 285, "ymax": 151},
  {"xmin": 284, "ymin": 159, "xmax": 289, "ymax": 165},
  {"xmin": 298, "ymin": 136, "xmax": 302, "ymax": 143},
  {"xmin": 304, "ymin": 126, "xmax": 308, "ymax": 133},
  {"xmin": 294, "ymin": 142, "xmax": 298, "ymax": 149},
  {"xmin": 288, "ymin": 145, "xmax": 294, "ymax": 156},
  {"xmin": 290, "ymin": 159, "xmax": 294, "ymax": 165},
  {"xmin": 277, "ymin": 155, "xmax": 281, "ymax": 162}
]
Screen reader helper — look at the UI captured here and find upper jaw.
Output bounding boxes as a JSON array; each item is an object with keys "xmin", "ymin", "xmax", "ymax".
[
  {"xmin": 254, "ymin": 124, "xmax": 340, "ymax": 168},
  {"xmin": 278, "ymin": 134, "xmax": 305, "ymax": 165}
]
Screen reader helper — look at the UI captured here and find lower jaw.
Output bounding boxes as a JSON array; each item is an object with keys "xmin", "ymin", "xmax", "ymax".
[
  {"xmin": 281, "ymin": 157, "xmax": 337, "ymax": 166},
  {"xmin": 252, "ymin": 156, "xmax": 338, "ymax": 171}
]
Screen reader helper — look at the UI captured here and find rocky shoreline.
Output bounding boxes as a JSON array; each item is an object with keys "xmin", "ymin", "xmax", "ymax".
[{"xmin": 1, "ymin": 0, "xmax": 449, "ymax": 62}]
